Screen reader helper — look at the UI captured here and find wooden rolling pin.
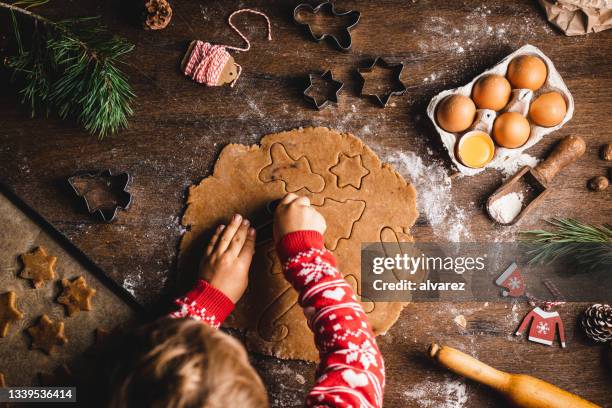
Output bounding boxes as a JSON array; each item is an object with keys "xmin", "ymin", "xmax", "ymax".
[{"xmin": 428, "ymin": 343, "xmax": 600, "ymax": 408}]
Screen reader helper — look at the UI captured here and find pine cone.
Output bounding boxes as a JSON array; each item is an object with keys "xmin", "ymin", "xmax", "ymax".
[
  {"xmin": 581, "ymin": 304, "xmax": 612, "ymax": 343},
  {"xmin": 144, "ymin": 0, "xmax": 172, "ymax": 30}
]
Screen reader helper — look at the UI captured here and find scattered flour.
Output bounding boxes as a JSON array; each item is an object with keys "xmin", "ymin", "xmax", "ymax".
[
  {"xmin": 403, "ymin": 376, "xmax": 469, "ymax": 408},
  {"xmin": 488, "ymin": 192, "xmax": 524, "ymax": 224},
  {"xmin": 386, "ymin": 151, "xmax": 471, "ymax": 242},
  {"xmin": 492, "ymin": 153, "xmax": 539, "ymax": 180}
]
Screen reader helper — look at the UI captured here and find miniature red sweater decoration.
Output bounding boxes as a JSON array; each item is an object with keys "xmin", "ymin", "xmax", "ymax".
[
  {"xmin": 171, "ymin": 230, "xmax": 385, "ymax": 408},
  {"xmin": 515, "ymin": 306, "xmax": 566, "ymax": 348}
]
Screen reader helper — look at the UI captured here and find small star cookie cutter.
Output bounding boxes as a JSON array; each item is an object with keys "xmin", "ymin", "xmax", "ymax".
[
  {"xmin": 67, "ymin": 169, "xmax": 133, "ymax": 223},
  {"xmin": 357, "ymin": 57, "xmax": 407, "ymax": 107},
  {"xmin": 293, "ymin": 2, "xmax": 360, "ymax": 52},
  {"xmin": 304, "ymin": 70, "xmax": 344, "ymax": 110}
]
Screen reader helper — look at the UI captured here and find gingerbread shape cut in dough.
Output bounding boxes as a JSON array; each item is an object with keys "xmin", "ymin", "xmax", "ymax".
[
  {"xmin": 259, "ymin": 143, "xmax": 325, "ymax": 193},
  {"xmin": 0, "ymin": 291, "xmax": 24, "ymax": 338},
  {"xmin": 27, "ymin": 315, "xmax": 67, "ymax": 355},
  {"xmin": 57, "ymin": 276, "xmax": 97, "ymax": 317},
  {"xmin": 20, "ymin": 247, "xmax": 57, "ymax": 288},
  {"xmin": 330, "ymin": 154, "xmax": 370, "ymax": 189},
  {"xmin": 179, "ymin": 127, "xmax": 418, "ymax": 361}
]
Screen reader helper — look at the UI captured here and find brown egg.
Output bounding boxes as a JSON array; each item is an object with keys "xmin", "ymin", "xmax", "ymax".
[
  {"xmin": 529, "ymin": 91, "xmax": 567, "ymax": 127},
  {"xmin": 493, "ymin": 112, "xmax": 531, "ymax": 148},
  {"xmin": 472, "ymin": 75, "xmax": 512, "ymax": 111},
  {"xmin": 436, "ymin": 95, "xmax": 476, "ymax": 133},
  {"xmin": 507, "ymin": 55, "xmax": 548, "ymax": 91}
]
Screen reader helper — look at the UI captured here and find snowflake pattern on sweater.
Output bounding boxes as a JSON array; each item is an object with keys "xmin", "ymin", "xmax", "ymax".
[{"xmin": 170, "ymin": 230, "xmax": 385, "ymax": 408}]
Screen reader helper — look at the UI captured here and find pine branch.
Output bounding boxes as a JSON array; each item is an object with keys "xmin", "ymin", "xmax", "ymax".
[
  {"xmin": 1, "ymin": 1, "xmax": 135, "ymax": 138},
  {"xmin": 520, "ymin": 218, "xmax": 612, "ymax": 272}
]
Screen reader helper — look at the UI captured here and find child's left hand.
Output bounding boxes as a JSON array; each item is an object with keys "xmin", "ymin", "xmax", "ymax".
[{"xmin": 199, "ymin": 214, "xmax": 256, "ymax": 303}]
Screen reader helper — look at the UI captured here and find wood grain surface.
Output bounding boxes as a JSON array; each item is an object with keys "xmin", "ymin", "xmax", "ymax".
[{"xmin": 0, "ymin": 0, "xmax": 610, "ymax": 406}]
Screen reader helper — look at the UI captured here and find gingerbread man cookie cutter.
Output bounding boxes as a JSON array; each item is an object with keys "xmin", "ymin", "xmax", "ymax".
[{"xmin": 293, "ymin": 2, "xmax": 360, "ymax": 52}]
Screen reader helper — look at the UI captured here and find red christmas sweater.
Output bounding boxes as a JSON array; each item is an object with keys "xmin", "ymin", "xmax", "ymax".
[
  {"xmin": 170, "ymin": 230, "xmax": 385, "ymax": 408},
  {"xmin": 515, "ymin": 306, "xmax": 566, "ymax": 348}
]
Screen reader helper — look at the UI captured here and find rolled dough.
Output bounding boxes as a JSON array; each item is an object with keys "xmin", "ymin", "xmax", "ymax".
[{"xmin": 178, "ymin": 127, "xmax": 418, "ymax": 361}]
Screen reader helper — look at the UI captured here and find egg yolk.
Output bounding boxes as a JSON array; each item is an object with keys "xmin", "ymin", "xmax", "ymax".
[{"xmin": 458, "ymin": 132, "xmax": 495, "ymax": 168}]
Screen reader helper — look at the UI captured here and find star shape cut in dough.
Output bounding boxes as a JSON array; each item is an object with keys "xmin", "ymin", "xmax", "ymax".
[
  {"xmin": 20, "ymin": 247, "xmax": 57, "ymax": 288},
  {"xmin": 27, "ymin": 315, "xmax": 68, "ymax": 355},
  {"xmin": 330, "ymin": 154, "xmax": 370, "ymax": 189},
  {"xmin": 0, "ymin": 291, "xmax": 24, "ymax": 338},
  {"xmin": 57, "ymin": 276, "xmax": 97, "ymax": 317}
]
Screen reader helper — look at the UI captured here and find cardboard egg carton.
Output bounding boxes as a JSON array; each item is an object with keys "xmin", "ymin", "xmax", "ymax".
[{"xmin": 427, "ymin": 44, "xmax": 574, "ymax": 176}]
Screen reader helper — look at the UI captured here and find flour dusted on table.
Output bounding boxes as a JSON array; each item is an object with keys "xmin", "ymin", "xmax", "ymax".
[
  {"xmin": 387, "ymin": 151, "xmax": 470, "ymax": 242},
  {"xmin": 492, "ymin": 152, "xmax": 539, "ymax": 179}
]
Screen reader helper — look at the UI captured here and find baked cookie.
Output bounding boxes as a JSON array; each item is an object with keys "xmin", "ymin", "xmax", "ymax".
[
  {"xmin": 20, "ymin": 247, "xmax": 57, "ymax": 288},
  {"xmin": 0, "ymin": 291, "xmax": 24, "ymax": 337},
  {"xmin": 57, "ymin": 276, "xmax": 96, "ymax": 317},
  {"xmin": 27, "ymin": 315, "xmax": 67, "ymax": 355}
]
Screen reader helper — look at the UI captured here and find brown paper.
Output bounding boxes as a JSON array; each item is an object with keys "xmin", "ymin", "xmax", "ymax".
[{"xmin": 539, "ymin": 0, "xmax": 612, "ymax": 36}]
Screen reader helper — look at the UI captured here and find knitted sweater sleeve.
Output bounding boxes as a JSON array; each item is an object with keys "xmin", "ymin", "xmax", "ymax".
[
  {"xmin": 277, "ymin": 231, "xmax": 385, "ymax": 408},
  {"xmin": 169, "ymin": 279, "xmax": 235, "ymax": 328}
]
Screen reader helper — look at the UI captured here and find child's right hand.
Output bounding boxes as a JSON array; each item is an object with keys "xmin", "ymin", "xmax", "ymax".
[{"xmin": 273, "ymin": 193, "xmax": 326, "ymax": 242}]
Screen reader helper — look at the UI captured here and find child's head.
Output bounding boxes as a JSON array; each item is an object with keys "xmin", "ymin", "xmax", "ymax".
[{"xmin": 107, "ymin": 317, "xmax": 268, "ymax": 408}]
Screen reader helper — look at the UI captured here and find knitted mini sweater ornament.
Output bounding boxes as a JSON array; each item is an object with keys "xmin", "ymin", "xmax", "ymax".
[{"xmin": 182, "ymin": 9, "xmax": 272, "ymax": 87}]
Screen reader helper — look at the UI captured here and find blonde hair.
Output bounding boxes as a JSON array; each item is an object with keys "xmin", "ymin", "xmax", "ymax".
[{"xmin": 108, "ymin": 317, "xmax": 268, "ymax": 408}]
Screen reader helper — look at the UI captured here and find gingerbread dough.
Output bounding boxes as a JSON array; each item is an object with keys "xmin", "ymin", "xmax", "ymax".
[
  {"xmin": 20, "ymin": 247, "xmax": 56, "ymax": 288},
  {"xmin": 178, "ymin": 127, "xmax": 418, "ymax": 361},
  {"xmin": 0, "ymin": 291, "xmax": 24, "ymax": 337},
  {"xmin": 57, "ymin": 276, "xmax": 96, "ymax": 316},
  {"xmin": 27, "ymin": 315, "xmax": 68, "ymax": 355}
]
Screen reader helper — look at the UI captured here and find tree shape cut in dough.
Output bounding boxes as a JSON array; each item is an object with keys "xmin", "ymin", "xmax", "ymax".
[
  {"xmin": 20, "ymin": 247, "xmax": 56, "ymax": 288},
  {"xmin": 27, "ymin": 315, "xmax": 68, "ymax": 355},
  {"xmin": 330, "ymin": 154, "xmax": 370, "ymax": 189},
  {"xmin": 315, "ymin": 198, "xmax": 366, "ymax": 251},
  {"xmin": 0, "ymin": 291, "xmax": 24, "ymax": 338},
  {"xmin": 57, "ymin": 276, "xmax": 97, "ymax": 317},
  {"xmin": 179, "ymin": 127, "xmax": 418, "ymax": 362},
  {"xmin": 259, "ymin": 143, "xmax": 325, "ymax": 193}
]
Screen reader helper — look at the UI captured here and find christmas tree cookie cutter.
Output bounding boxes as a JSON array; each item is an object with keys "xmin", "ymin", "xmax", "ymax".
[
  {"xmin": 293, "ymin": 2, "xmax": 360, "ymax": 52},
  {"xmin": 358, "ymin": 57, "xmax": 406, "ymax": 107},
  {"xmin": 67, "ymin": 169, "xmax": 132, "ymax": 222},
  {"xmin": 303, "ymin": 70, "xmax": 344, "ymax": 110}
]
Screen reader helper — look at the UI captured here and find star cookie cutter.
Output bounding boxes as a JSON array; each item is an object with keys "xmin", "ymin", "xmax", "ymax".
[
  {"xmin": 304, "ymin": 70, "xmax": 344, "ymax": 110},
  {"xmin": 293, "ymin": 2, "xmax": 360, "ymax": 52},
  {"xmin": 357, "ymin": 57, "xmax": 407, "ymax": 107},
  {"xmin": 67, "ymin": 169, "xmax": 132, "ymax": 222}
]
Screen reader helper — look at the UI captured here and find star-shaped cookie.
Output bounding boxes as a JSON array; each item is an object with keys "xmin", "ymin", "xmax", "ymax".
[
  {"xmin": 20, "ymin": 247, "xmax": 57, "ymax": 288},
  {"xmin": 57, "ymin": 276, "xmax": 96, "ymax": 317},
  {"xmin": 330, "ymin": 154, "xmax": 370, "ymax": 189},
  {"xmin": 0, "ymin": 291, "xmax": 24, "ymax": 338},
  {"xmin": 27, "ymin": 315, "xmax": 68, "ymax": 355}
]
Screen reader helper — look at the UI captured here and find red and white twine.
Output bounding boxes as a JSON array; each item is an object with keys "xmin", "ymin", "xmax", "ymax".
[{"xmin": 183, "ymin": 9, "xmax": 272, "ymax": 87}]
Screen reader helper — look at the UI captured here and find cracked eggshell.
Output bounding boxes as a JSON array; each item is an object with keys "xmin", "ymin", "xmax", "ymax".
[{"xmin": 427, "ymin": 44, "xmax": 574, "ymax": 176}]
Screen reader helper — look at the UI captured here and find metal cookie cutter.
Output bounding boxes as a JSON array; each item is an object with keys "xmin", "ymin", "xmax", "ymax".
[
  {"xmin": 304, "ymin": 70, "xmax": 344, "ymax": 110},
  {"xmin": 67, "ymin": 169, "xmax": 133, "ymax": 222},
  {"xmin": 357, "ymin": 57, "xmax": 407, "ymax": 107},
  {"xmin": 293, "ymin": 2, "xmax": 360, "ymax": 52}
]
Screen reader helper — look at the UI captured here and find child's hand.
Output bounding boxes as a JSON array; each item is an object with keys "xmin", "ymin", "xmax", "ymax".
[
  {"xmin": 200, "ymin": 214, "xmax": 255, "ymax": 303},
  {"xmin": 273, "ymin": 193, "xmax": 326, "ymax": 242}
]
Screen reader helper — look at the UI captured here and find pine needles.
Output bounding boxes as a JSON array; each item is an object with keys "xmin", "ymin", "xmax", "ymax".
[
  {"xmin": 2, "ymin": 1, "xmax": 135, "ymax": 138},
  {"xmin": 520, "ymin": 218, "xmax": 612, "ymax": 272}
]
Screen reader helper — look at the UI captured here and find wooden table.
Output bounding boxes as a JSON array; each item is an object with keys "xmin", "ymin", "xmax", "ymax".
[{"xmin": 1, "ymin": 1, "xmax": 610, "ymax": 406}]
